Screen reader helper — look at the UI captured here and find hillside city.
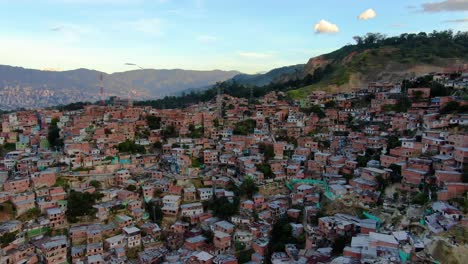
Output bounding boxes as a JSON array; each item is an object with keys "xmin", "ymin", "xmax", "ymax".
[{"xmin": 0, "ymin": 68, "xmax": 467, "ymax": 264}]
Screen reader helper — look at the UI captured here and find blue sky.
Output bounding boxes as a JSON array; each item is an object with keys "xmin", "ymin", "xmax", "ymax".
[{"xmin": 0, "ymin": 0, "xmax": 466, "ymax": 73}]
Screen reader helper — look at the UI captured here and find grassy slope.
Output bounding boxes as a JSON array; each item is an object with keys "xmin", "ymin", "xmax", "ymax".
[{"xmin": 287, "ymin": 37, "xmax": 468, "ymax": 99}]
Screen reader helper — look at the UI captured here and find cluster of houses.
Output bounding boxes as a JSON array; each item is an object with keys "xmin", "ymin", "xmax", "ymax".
[{"xmin": 0, "ymin": 71, "xmax": 467, "ymax": 263}]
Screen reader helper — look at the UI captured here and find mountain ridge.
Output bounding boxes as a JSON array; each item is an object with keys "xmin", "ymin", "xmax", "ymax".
[
  {"xmin": 134, "ymin": 30, "xmax": 468, "ymax": 109},
  {"xmin": 0, "ymin": 65, "xmax": 241, "ymax": 110}
]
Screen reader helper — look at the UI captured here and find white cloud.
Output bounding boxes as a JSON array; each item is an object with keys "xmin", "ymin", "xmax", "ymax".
[
  {"xmin": 314, "ymin": 19, "xmax": 339, "ymax": 34},
  {"xmin": 238, "ymin": 51, "xmax": 273, "ymax": 59},
  {"xmin": 128, "ymin": 18, "xmax": 163, "ymax": 36},
  {"xmin": 358, "ymin": 8, "xmax": 377, "ymax": 20},
  {"xmin": 197, "ymin": 35, "xmax": 217, "ymax": 43}
]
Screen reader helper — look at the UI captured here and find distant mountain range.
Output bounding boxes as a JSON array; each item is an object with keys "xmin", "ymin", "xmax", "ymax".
[
  {"xmin": 0, "ymin": 66, "xmax": 240, "ymax": 110},
  {"xmin": 2, "ymin": 30, "xmax": 467, "ymax": 110}
]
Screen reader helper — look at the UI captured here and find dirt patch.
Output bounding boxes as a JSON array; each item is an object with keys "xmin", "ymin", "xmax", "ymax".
[{"xmin": 429, "ymin": 239, "xmax": 466, "ymax": 264}]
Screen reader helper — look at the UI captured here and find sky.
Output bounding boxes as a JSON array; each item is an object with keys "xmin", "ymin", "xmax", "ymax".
[{"xmin": 0, "ymin": 0, "xmax": 467, "ymax": 74}]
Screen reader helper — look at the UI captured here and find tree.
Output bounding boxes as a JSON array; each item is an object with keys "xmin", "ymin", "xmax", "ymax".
[
  {"xmin": 146, "ymin": 115, "xmax": 161, "ymax": 130},
  {"xmin": 386, "ymin": 135, "xmax": 401, "ymax": 150},
  {"xmin": 0, "ymin": 143, "xmax": 16, "ymax": 156},
  {"xmin": 146, "ymin": 202, "xmax": 163, "ymax": 224},
  {"xmin": 116, "ymin": 140, "xmax": 146, "ymax": 154},
  {"xmin": 375, "ymin": 175, "xmax": 389, "ymax": 192},
  {"xmin": 189, "ymin": 124, "xmax": 204, "ymax": 138},
  {"xmin": 233, "ymin": 119, "xmax": 256, "ymax": 135},
  {"xmin": 239, "ymin": 178, "xmax": 259, "ymax": 199},
  {"xmin": 464, "ymin": 163, "xmax": 468, "ymax": 183},
  {"xmin": 342, "ymin": 173, "xmax": 353, "ymax": 184},
  {"xmin": 0, "ymin": 231, "xmax": 18, "ymax": 247},
  {"xmin": 213, "ymin": 118, "xmax": 220, "ymax": 128},
  {"xmin": 258, "ymin": 143, "xmax": 274, "ymax": 161},
  {"xmin": 163, "ymin": 125, "xmax": 177, "ymax": 138},
  {"xmin": 89, "ymin": 180, "xmax": 101, "ymax": 189},
  {"xmin": 153, "ymin": 141, "xmax": 163, "ymax": 149},
  {"xmin": 66, "ymin": 191, "xmax": 104, "ymax": 223},
  {"xmin": 412, "ymin": 192, "xmax": 429, "ymax": 205},
  {"xmin": 126, "ymin": 185, "xmax": 137, "ymax": 192},
  {"xmin": 440, "ymin": 101, "xmax": 460, "ymax": 114},
  {"xmin": 269, "ymin": 217, "xmax": 297, "ymax": 254},
  {"xmin": 389, "ymin": 164, "xmax": 402, "ymax": 183},
  {"xmin": 332, "ymin": 236, "xmax": 350, "ymax": 255},
  {"xmin": 300, "ymin": 105, "xmax": 325, "ymax": 118},
  {"xmin": 357, "ymin": 154, "xmax": 370, "ymax": 168},
  {"xmin": 191, "ymin": 157, "xmax": 203, "ymax": 168},
  {"xmin": 324, "ymin": 100, "xmax": 337, "ymax": 108},
  {"xmin": 48, "ymin": 118, "xmax": 63, "ymax": 149},
  {"xmin": 256, "ymin": 163, "xmax": 273, "ymax": 179},
  {"xmin": 205, "ymin": 196, "xmax": 239, "ymax": 219}
]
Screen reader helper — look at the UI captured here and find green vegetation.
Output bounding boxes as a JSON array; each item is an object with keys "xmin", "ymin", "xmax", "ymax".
[
  {"xmin": 383, "ymin": 97, "xmax": 412, "ymax": 113},
  {"xmin": 54, "ymin": 177, "xmax": 70, "ymax": 190},
  {"xmin": 89, "ymin": 180, "xmax": 102, "ymax": 189},
  {"xmin": 48, "ymin": 118, "xmax": 63, "ymax": 149},
  {"xmin": 237, "ymin": 248, "xmax": 254, "ymax": 264},
  {"xmin": 233, "ymin": 119, "xmax": 256, "ymax": 135},
  {"xmin": 258, "ymin": 142, "xmax": 274, "ymax": 161},
  {"xmin": 188, "ymin": 124, "xmax": 204, "ymax": 138},
  {"xmin": 191, "ymin": 157, "xmax": 203, "ymax": 168},
  {"xmin": 146, "ymin": 115, "xmax": 161, "ymax": 130},
  {"xmin": 389, "ymin": 163, "xmax": 403, "ymax": 183},
  {"xmin": 441, "ymin": 101, "xmax": 468, "ymax": 114},
  {"xmin": 386, "ymin": 135, "xmax": 401, "ymax": 150},
  {"xmin": 146, "ymin": 202, "xmax": 163, "ymax": 225},
  {"xmin": 66, "ymin": 191, "xmax": 104, "ymax": 223},
  {"xmin": 289, "ymin": 30, "xmax": 468, "ymax": 98},
  {"xmin": 204, "ymin": 196, "xmax": 240, "ymax": 219},
  {"xmin": 332, "ymin": 235, "xmax": 351, "ymax": 255},
  {"xmin": 86, "ymin": 31, "xmax": 468, "ymax": 109},
  {"xmin": 18, "ymin": 207, "xmax": 41, "ymax": 221},
  {"xmin": 300, "ymin": 105, "xmax": 325, "ymax": 118},
  {"xmin": 56, "ymin": 101, "xmax": 92, "ymax": 111},
  {"xmin": 126, "ymin": 184, "xmax": 137, "ymax": 192},
  {"xmin": 449, "ymin": 196, "xmax": 468, "ymax": 214},
  {"xmin": 357, "ymin": 148, "xmax": 381, "ymax": 167},
  {"xmin": 268, "ymin": 217, "xmax": 306, "ymax": 254},
  {"xmin": 412, "ymin": 192, "xmax": 429, "ymax": 205},
  {"xmin": 153, "ymin": 141, "xmax": 163, "ymax": 150},
  {"xmin": 276, "ymin": 129, "xmax": 299, "ymax": 146},
  {"xmin": 239, "ymin": 178, "xmax": 259, "ymax": 199},
  {"xmin": 256, "ymin": 163, "xmax": 273, "ymax": 179},
  {"xmin": 403, "ymin": 74, "xmax": 452, "ymax": 97},
  {"xmin": 163, "ymin": 125, "xmax": 177, "ymax": 138},
  {"xmin": 0, "ymin": 143, "xmax": 16, "ymax": 156},
  {"xmin": 0, "ymin": 231, "xmax": 18, "ymax": 247},
  {"xmin": 116, "ymin": 139, "xmax": 146, "ymax": 154}
]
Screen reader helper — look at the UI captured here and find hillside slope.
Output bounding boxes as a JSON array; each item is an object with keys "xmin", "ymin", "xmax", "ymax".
[
  {"xmin": 136, "ymin": 31, "xmax": 468, "ymax": 109},
  {"xmin": 288, "ymin": 31, "xmax": 468, "ymax": 98},
  {"xmin": 230, "ymin": 64, "xmax": 305, "ymax": 87}
]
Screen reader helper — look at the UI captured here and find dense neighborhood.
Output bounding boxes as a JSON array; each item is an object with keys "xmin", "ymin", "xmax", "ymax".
[{"xmin": 0, "ymin": 69, "xmax": 467, "ymax": 264}]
